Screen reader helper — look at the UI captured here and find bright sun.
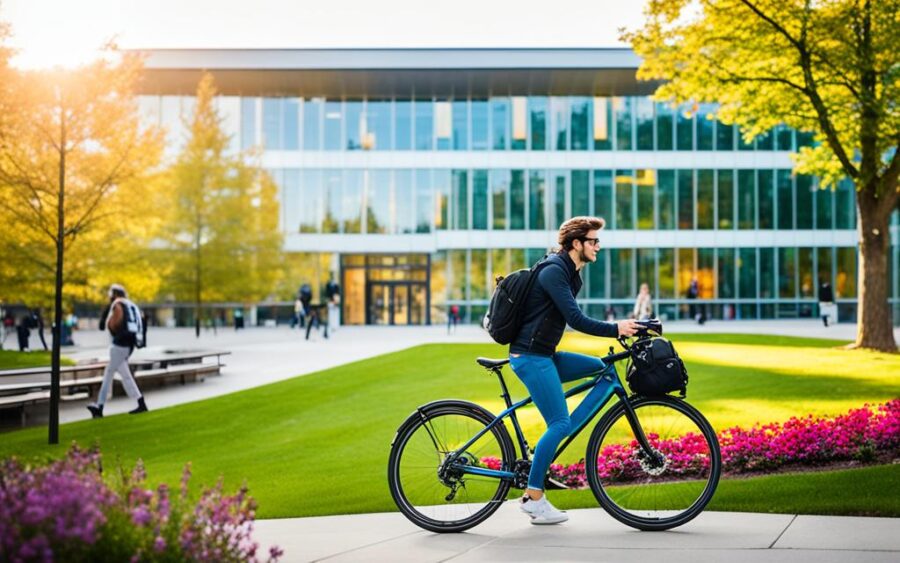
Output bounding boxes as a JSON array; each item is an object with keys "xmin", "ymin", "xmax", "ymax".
[{"xmin": 2, "ymin": 0, "xmax": 124, "ymax": 69}]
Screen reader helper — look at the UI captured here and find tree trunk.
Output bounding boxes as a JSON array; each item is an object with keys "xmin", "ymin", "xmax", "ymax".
[{"xmin": 854, "ymin": 190, "xmax": 896, "ymax": 352}]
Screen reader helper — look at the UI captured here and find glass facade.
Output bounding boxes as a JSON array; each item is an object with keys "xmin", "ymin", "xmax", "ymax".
[{"xmin": 139, "ymin": 90, "xmax": 874, "ymax": 325}]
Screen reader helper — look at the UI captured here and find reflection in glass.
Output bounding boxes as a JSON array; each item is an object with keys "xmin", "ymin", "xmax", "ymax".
[
  {"xmin": 817, "ymin": 247, "xmax": 833, "ymax": 289},
  {"xmin": 678, "ymin": 248, "xmax": 695, "ymax": 299},
  {"xmin": 415, "ymin": 99, "xmax": 433, "ymax": 150},
  {"xmin": 570, "ymin": 97, "xmax": 591, "ymax": 151},
  {"xmin": 303, "ymin": 98, "xmax": 323, "ymax": 150},
  {"xmin": 635, "ymin": 97, "xmax": 654, "ymax": 150},
  {"xmin": 738, "ymin": 170, "xmax": 756, "ymax": 229},
  {"xmin": 512, "ymin": 97, "xmax": 527, "ymax": 150},
  {"xmin": 471, "ymin": 100, "xmax": 489, "ymax": 150},
  {"xmin": 452, "ymin": 170, "xmax": 468, "ymax": 229},
  {"xmin": 776, "ymin": 125, "xmax": 793, "ymax": 151},
  {"xmin": 738, "ymin": 248, "xmax": 757, "ymax": 298},
  {"xmin": 717, "ymin": 170, "xmax": 734, "ymax": 229},
  {"xmin": 835, "ymin": 179, "xmax": 856, "ymax": 229},
  {"xmin": 593, "ymin": 97, "xmax": 612, "ymax": 150},
  {"xmin": 697, "ymin": 248, "xmax": 715, "ymax": 298},
  {"xmin": 431, "ymin": 250, "xmax": 447, "ymax": 319},
  {"xmin": 529, "ymin": 97, "xmax": 547, "ymax": 151},
  {"xmin": 473, "ymin": 170, "xmax": 489, "ymax": 230},
  {"xmin": 323, "ymin": 170, "xmax": 341, "ymax": 233},
  {"xmin": 777, "ymin": 169, "xmax": 794, "ymax": 229},
  {"xmin": 637, "ymin": 249, "xmax": 655, "ymax": 298},
  {"xmin": 836, "ymin": 247, "xmax": 857, "ymax": 297},
  {"xmin": 588, "ymin": 248, "xmax": 607, "ymax": 298},
  {"xmin": 778, "ymin": 247, "xmax": 797, "ymax": 298},
  {"xmin": 343, "ymin": 170, "xmax": 362, "ymax": 233},
  {"xmin": 654, "ymin": 170, "xmax": 675, "ymax": 230},
  {"xmin": 796, "ymin": 175, "xmax": 814, "ymax": 229},
  {"xmin": 610, "ymin": 249, "xmax": 634, "ymax": 299},
  {"xmin": 300, "ymin": 170, "xmax": 321, "ymax": 233},
  {"xmin": 324, "ymin": 100, "xmax": 342, "ymax": 150},
  {"xmin": 449, "ymin": 250, "xmax": 466, "ymax": 300},
  {"xmin": 345, "ymin": 100, "xmax": 364, "ymax": 150},
  {"xmin": 571, "ymin": 170, "xmax": 590, "ymax": 217},
  {"xmin": 636, "ymin": 169, "xmax": 655, "ymax": 229},
  {"xmin": 511, "ymin": 170, "xmax": 526, "ymax": 230},
  {"xmin": 816, "ymin": 182, "xmax": 833, "ymax": 229},
  {"xmin": 263, "ymin": 98, "xmax": 281, "ymax": 149},
  {"xmin": 434, "ymin": 169, "xmax": 450, "ymax": 230},
  {"xmin": 453, "ymin": 100, "xmax": 469, "ymax": 150},
  {"xmin": 491, "ymin": 98, "xmax": 510, "ymax": 150},
  {"xmin": 614, "ymin": 97, "xmax": 632, "ymax": 150},
  {"xmin": 593, "ymin": 170, "xmax": 613, "ymax": 225},
  {"xmin": 716, "ymin": 119, "xmax": 733, "ymax": 151},
  {"xmin": 696, "ymin": 104, "xmax": 715, "ymax": 150},
  {"xmin": 367, "ymin": 100, "xmax": 392, "ymax": 150},
  {"xmin": 552, "ymin": 170, "xmax": 567, "ymax": 229},
  {"xmin": 415, "ymin": 170, "xmax": 432, "ymax": 233},
  {"xmin": 757, "ymin": 130, "xmax": 773, "ymax": 150},
  {"xmin": 678, "ymin": 170, "xmax": 694, "ymax": 229},
  {"xmin": 658, "ymin": 248, "xmax": 675, "ymax": 298},
  {"xmin": 758, "ymin": 170, "xmax": 774, "ymax": 229},
  {"xmin": 676, "ymin": 105, "xmax": 693, "ymax": 150},
  {"xmin": 550, "ymin": 98, "xmax": 569, "ymax": 150},
  {"xmin": 395, "ymin": 170, "xmax": 414, "ymax": 234},
  {"xmin": 365, "ymin": 172, "xmax": 389, "ymax": 231},
  {"xmin": 434, "ymin": 101, "xmax": 452, "ymax": 150},
  {"xmin": 697, "ymin": 170, "xmax": 714, "ymax": 229},
  {"xmin": 656, "ymin": 102, "xmax": 674, "ymax": 150},
  {"xmin": 615, "ymin": 170, "xmax": 634, "ymax": 230},
  {"xmin": 759, "ymin": 248, "xmax": 775, "ymax": 298},
  {"xmin": 490, "ymin": 169, "xmax": 507, "ymax": 230},
  {"xmin": 529, "ymin": 170, "xmax": 546, "ymax": 230},
  {"xmin": 718, "ymin": 248, "xmax": 735, "ymax": 298},
  {"xmin": 395, "ymin": 101, "xmax": 412, "ymax": 150},
  {"xmin": 470, "ymin": 250, "xmax": 488, "ymax": 300},
  {"xmin": 799, "ymin": 247, "xmax": 814, "ymax": 298}
]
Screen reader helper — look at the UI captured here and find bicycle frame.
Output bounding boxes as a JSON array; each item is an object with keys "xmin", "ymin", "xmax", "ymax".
[{"xmin": 446, "ymin": 347, "xmax": 659, "ymax": 483}]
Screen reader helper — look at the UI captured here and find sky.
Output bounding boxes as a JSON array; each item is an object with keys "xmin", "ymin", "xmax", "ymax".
[{"xmin": 1, "ymin": 0, "xmax": 649, "ymax": 69}]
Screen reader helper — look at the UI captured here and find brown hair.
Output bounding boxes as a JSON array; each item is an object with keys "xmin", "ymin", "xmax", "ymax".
[{"xmin": 557, "ymin": 216, "xmax": 605, "ymax": 251}]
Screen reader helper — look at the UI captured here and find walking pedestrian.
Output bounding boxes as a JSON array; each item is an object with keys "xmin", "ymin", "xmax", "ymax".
[
  {"xmin": 818, "ymin": 279, "xmax": 836, "ymax": 327},
  {"xmin": 633, "ymin": 283, "xmax": 653, "ymax": 321},
  {"xmin": 86, "ymin": 284, "xmax": 148, "ymax": 418},
  {"xmin": 325, "ymin": 276, "xmax": 341, "ymax": 334}
]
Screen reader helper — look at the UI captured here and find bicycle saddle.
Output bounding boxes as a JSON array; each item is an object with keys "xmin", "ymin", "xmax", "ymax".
[{"xmin": 476, "ymin": 357, "xmax": 510, "ymax": 369}]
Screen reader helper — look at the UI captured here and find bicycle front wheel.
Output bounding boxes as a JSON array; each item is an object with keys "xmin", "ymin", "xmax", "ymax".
[
  {"xmin": 388, "ymin": 400, "xmax": 515, "ymax": 533},
  {"xmin": 585, "ymin": 396, "xmax": 721, "ymax": 531}
]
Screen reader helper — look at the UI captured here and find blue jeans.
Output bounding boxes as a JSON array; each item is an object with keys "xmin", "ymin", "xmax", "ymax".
[{"xmin": 509, "ymin": 351, "xmax": 611, "ymax": 490}]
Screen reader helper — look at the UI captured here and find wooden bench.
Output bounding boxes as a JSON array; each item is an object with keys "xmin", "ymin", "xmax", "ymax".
[{"xmin": 0, "ymin": 390, "xmax": 89, "ymax": 427}]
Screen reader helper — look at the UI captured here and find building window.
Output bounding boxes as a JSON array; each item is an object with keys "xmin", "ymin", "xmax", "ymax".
[
  {"xmin": 835, "ymin": 179, "xmax": 856, "ymax": 229},
  {"xmin": 615, "ymin": 170, "xmax": 634, "ymax": 230},
  {"xmin": 451, "ymin": 170, "xmax": 468, "ymax": 229},
  {"xmin": 836, "ymin": 247, "xmax": 857, "ymax": 297},
  {"xmin": 635, "ymin": 97, "xmax": 654, "ymax": 150},
  {"xmin": 717, "ymin": 170, "xmax": 735, "ymax": 229},
  {"xmin": 738, "ymin": 170, "xmax": 756, "ymax": 229},
  {"xmin": 367, "ymin": 100, "xmax": 392, "ymax": 150},
  {"xmin": 676, "ymin": 105, "xmax": 693, "ymax": 150},
  {"xmin": 718, "ymin": 248, "xmax": 736, "ymax": 299},
  {"xmin": 550, "ymin": 97, "xmax": 569, "ymax": 151},
  {"xmin": 345, "ymin": 100, "xmax": 364, "ymax": 150},
  {"xmin": 471, "ymin": 100, "xmax": 489, "ymax": 150},
  {"xmin": 552, "ymin": 170, "xmax": 567, "ymax": 228},
  {"xmin": 677, "ymin": 169, "xmax": 694, "ymax": 229},
  {"xmin": 511, "ymin": 97, "xmax": 527, "ymax": 151},
  {"xmin": 395, "ymin": 101, "xmax": 412, "ymax": 150},
  {"xmin": 452, "ymin": 100, "xmax": 469, "ymax": 150},
  {"xmin": 696, "ymin": 104, "xmax": 715, "ymax": 151},
  {"xmin": 299, "ymin": 170, "xmax": 320, "ymax": 233},
  {"xmin": 324, "ymin": 100, "xmax": 342, "ymax": 150},
  {"xmin": 570, "ymin": 97, "xmax": 591, "ymax": 151},
  {"xmin": 529, "ymin": 170, "xmax": 546, "ymax": 230},
  {"xmin": 395, "ymin": 170, "xmax": 414, "ymax": 234},
  {"xmin": 778, "ymin": 247, "xmax": 797, "ymax": 298},
  {"xmin": 342, "ymin": 170, "xmax": 362, "ymax": 233},
  {"xmin": 777, "ymin": 169, "xmax": 794, "ymax": 229},
  {"xmin": 415, "ymin": 170, "xmax": 432, "ymax": 233},
  {"xmin": 434, "ymin": 169, "xmax": 451, "ymax": 230},
  {"xmin": 322, "ymin": 170, "xmax": 341, "ymax": 233},
  {"xmin": 636, "ymin": 169, "xmax": 654, "ymax": 229},
  {"xmin": 302, "ymin": 98, "xmax": 322, "ymax": 151},
  {"xmin": 816, "ymin": 181, "xmax": 833, "ymax": 229},
  {"xmin": 593, "ymin": 170, "xmax": 614, "ymax": 226},
  {"xmin": 796, "ymin": 175, "xmax": 814, "ymax": 229},
  {"xmin": 610, "ymin": 249, "xmax": 634, "ymax": 298},
  {"xmin": 510, "ymin": 170, "xmax": 526, "ymax": 230},
  {"xmin": 434, "ymin": 101, "xmax": 452, "ymax": 151},
  {"xmin": 529, "ymin": 97, "xmax": 547, "ymax": 151},
  {"xmin": 473, "ymin": 169, "xmax": 490, "ymax": 230},
  {"xmin": 655, "ymin": 102, "xmax": 674, "ymax": 151},
  {"xmin": 572, "ymin": 170, "xmax": 590, "ymax": 217},
  {"xmin": 758, "ymin": 170, "xmax": 774, "ymax": 229},
  {"xmin": 614, "ymin": 97, "xmax": 633, "ymax": 150},
  {"xmin": 738, "ymin": 248, "xmax": 757, "ymax": 298},
  {"xmin": 716, "ymin": 119, "xmax": 734, "ymax": 151},
  {"xmin": 658, "ymin": 248, "xmax": 675, "ymax": 298},
  {"xmin": 491, "ymin": 98, "xmax": 510, "ymax": 150},
  {"xmin": 697, "ymin": 169, "xmax": 714, "ymax": 229},
  {"xmin": 241, "ymin": 97, "xmax": 257, "ymax": 150},
  {"xmin": 415, "ymin": 99, "xmax": 434, "ymax": 151},
  {"xmin": 657, "ymin": 170, "xmax": 676, "ymax": 230}
]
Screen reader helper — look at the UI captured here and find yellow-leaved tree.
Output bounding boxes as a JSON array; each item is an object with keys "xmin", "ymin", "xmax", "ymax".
[
  {"xmin": 0, "ymin": 49, "xmax": 163, "ymax": 443},
  {"xmin": 625, "ymin": 0, "xmax": 899, "ymax": 351},
  {"xmin": 160, "ymin": 73, "xmax": 283, "ymax": 337}
]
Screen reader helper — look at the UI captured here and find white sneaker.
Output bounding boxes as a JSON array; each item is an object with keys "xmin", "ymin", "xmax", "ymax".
[{"xmin": 519, "ymin": 495, "xmax": 568, "ymax": 525}]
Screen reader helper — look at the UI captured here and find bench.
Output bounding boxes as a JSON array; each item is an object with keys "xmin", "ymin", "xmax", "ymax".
[{"xmin": 0, "ymin": 390, "xmax": 89, "ymax": 427}]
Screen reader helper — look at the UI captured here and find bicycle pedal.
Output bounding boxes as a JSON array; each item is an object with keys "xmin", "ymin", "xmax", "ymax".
[{"xmin": 544, "ymin": 477, "xmax": 569, "ymax": 490}]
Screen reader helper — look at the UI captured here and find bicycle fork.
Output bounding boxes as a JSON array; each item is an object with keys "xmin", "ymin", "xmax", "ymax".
[{"xmin": 615, "ymin": 387, "xmax": 665, "ymax": 467}]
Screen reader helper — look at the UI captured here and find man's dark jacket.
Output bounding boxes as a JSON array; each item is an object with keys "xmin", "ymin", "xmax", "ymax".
[{"xmin": 509, "ymin": 252, "xmax": 618, "ymax": 356}]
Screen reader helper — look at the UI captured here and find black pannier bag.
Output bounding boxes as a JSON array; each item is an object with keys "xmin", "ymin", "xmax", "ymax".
[
  {"xmin": 482, "ymin": 259, "xmax": 551, "ymax": 345},
  {"xmin": 625, "ymin": 337, "xmax": 689, "ymax": 397}
]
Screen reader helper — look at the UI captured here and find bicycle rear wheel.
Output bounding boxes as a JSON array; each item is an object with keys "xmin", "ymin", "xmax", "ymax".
[
  {"xmin": 388, "ymin": 400, "xmax": 515, "ymax": 533},
  {"xmin": 585, "ymin": 396, "xmax": 721, "ymax": 531}
]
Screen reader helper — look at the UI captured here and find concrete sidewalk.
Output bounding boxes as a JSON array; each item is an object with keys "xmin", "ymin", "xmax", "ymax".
[{"xmin": 252, "ymin": 503, "xmax": 900, "ymax": 562}]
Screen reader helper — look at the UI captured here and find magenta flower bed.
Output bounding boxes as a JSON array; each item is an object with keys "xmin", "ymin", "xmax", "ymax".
[
  {"xmin": 0, "ymin": 445, "xmax": 282, "ymax": 562},
  {"xmin": 481, "ymin": 400, "xmax": 900, "ymax": 488}
]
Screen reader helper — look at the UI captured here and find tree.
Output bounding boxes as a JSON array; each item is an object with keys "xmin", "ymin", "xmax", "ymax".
[
  {"xmin": 161, "ymin": 74, "xmax": 283, "ymax": 336},
  {"xmin": 625, "ymin": 0, "xmax": 899, "ymax": 351},
  {"xmin": 0, "ymin": 52, "xmax": 163, "ymax": 443}
]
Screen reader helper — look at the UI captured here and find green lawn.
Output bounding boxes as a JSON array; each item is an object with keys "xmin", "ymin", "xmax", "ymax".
[
  {"xmin": 0, "ymin": 333, "xmax": 898, "ymax": 519},
  {"xmin": 0, "ymin": 350, "xmax": 74, "ymax": 370}
]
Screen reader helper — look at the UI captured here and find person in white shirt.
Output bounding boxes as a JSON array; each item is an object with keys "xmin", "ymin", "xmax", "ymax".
[{"xmin": 633, "ymin": 283, "xmax": 653, "ymax": 320}]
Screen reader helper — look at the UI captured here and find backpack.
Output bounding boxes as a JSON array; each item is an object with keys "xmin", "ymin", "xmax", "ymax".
[
  {"xmin": 482, "ymin": 259, "xmax": 549, "ymax": 345},
  {"xmin": 625, "ymin": 337, "xmax": 688, "ymax": 397},
  {"xmin": 118, "ymin": 298, "xmax": 146, "ymax": 349}
]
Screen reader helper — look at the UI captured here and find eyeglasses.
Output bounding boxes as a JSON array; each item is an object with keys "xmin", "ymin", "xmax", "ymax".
[{"xmin": 580, "ymin": 237, "xmax": 601, "ymax": 247}]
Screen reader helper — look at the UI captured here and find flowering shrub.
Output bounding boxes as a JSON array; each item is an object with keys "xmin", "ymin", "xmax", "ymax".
[
  {"xmin": 0, "ymin": 445, "xmax": 282, "ymax": 562},
  {"xmin": 481, "ymin": 400, "xmax": 900, "ymax": 488}
]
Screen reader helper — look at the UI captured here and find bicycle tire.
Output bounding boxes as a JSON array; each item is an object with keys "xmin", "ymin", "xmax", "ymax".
[
  {"xmin": 388, "ymin": 400, "xmax": 516, "ymax": 533},
  {"xmin": 585, "ymin": 395, "xmax": 721, "ymax": 531}
]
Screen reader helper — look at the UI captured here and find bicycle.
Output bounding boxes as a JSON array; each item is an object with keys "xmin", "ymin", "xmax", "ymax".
[{"xmin": 387, "ymin": 320, "xmax": 721, "ymax": 533}]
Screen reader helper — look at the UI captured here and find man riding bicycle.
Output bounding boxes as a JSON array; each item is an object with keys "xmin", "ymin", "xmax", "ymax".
[{"xmin": 511, "ymin": 216, "xmax": 639, "ymax": 525}]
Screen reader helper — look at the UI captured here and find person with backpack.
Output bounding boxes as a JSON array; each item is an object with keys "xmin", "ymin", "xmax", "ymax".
[
  {"xmin": 494, "ymin": 216, "xmax": 639, "ymax": 525},
  {"xmin": 86, "ymin": 284, "xmax": 148, "ymax": 418}
]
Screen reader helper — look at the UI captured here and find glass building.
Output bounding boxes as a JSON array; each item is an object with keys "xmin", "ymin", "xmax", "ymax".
[{"xmin": 137, "ymin": 48, "xmax": 891, "ymax": 326}]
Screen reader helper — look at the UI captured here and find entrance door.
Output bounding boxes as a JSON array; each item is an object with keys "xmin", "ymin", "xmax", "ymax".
[{"xmin": 367, "ymin": 282, "xmax": 427, "ymax": 325}]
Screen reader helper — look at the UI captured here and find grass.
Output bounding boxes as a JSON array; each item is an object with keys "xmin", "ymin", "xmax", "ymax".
[
  {"xmin": 0, "ymin": 333, "xmax": 898, "ymax": 519},
  {"xmin": 0, "ymin": 350, "xmax": 74, "ymax": 370}
]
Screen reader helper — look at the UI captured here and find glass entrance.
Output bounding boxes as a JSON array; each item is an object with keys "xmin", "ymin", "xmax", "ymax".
[{"xmin": 367, "ymin": 282, "xmax": 427, "ymax": 325}]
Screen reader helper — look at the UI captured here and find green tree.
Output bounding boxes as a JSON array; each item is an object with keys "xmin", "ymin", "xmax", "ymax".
[
  {"xmin": 626, "ymin": 0, "xmax": 899, "ymax": 351},
  {"xmin": 162, "ymin": 73, "xmax": 283, "ymax": 336},
  {"xmin": 0, "ymin": 51, "xmax": 163, "ymax": 443}
]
